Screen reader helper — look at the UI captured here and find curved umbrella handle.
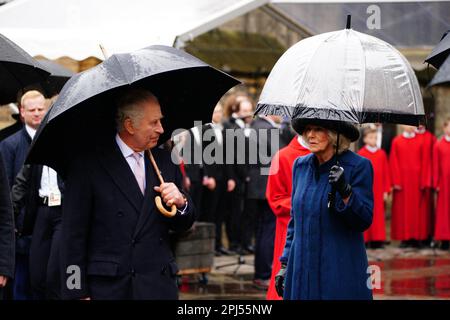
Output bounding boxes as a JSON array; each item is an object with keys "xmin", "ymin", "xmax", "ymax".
[
  {"xmin": 146, "ymin": 149, "xmax": 178, "ymax": 218},
  {"xmin": 154, "ymin": 196, "xmax": 177, "ymax": 217}
]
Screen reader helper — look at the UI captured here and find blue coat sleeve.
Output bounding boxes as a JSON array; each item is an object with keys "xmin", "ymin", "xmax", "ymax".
[
  {"xmin": 0, "ymin": 140, "xmax": 15, "ymax": 188},
  {"xmin": 280, "ymin": 158, "xmax": 299, "ymax": 264},
  {"xmin": 334, "ymin": 158, "xmax": 374, "ymax": 232}
]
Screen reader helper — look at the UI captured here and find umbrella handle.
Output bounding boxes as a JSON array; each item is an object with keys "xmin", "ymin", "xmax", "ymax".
[{"xmin": 146, "ymin": 150, "xmax": 177, "ymax": 217}]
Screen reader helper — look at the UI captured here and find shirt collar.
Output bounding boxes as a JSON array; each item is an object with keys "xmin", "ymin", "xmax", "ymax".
[
  {"xmin": 403, "ymin": 131, "xmax": 416, "ymax": 139},
  {"xmin": 115, "ymin": 134, "xmax": 144, "ymax": 159},
  {"xmin": 445, "ymin": 135, "xmax": 450, "ymax": 142},
  {"xmin": 25, "ymin": 125, "xmax": 37, "ymax": 140},
  {"xmin": 297, "ymin": 136, "xmax": 310, "ymax": 150},
  {"xmin": 365, "ymin": 145, "xmax": 378, "ymax": 153}
]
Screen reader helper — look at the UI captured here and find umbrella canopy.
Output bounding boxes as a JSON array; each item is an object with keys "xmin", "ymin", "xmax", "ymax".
[
  {"xmin": 36, "ymin": 59, "xmax": 74, "ymax": 96},
  {"xmin": 254, "ymin": 28, "xmax": 425, "ymax": 126},
  {"xmin": 428, "ymin": 54, "xmax": 450, "ymax": 87},
  {"xmin": 26, "ymin": 45, "xmax": 239, "ymax": 176},
  {"xmin": 425, "ymin": 30, "xmax": 450, "ymax": 69},
  {"xmin": 0, "ymin": 33, "xmax": 50, "ymax": 104}
]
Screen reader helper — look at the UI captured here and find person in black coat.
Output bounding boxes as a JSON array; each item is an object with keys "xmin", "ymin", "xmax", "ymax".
[
  {"xmin": 245, "ymin": 115, "xmax": 280, "ymax": 289},
  {"xmin": 0, "ymin": 154, "xmax": 15, "ymax": 300},
  {"xmin": 60, "ymin": 88, "xmax": 195, "ymax": 300},
  {"xmin": 0, "ymin": 90, "xmax": 47, "ymax": 300},
  {"xmin": 12, "ymin": 164, "xmax": 64, "ymax": 299}
]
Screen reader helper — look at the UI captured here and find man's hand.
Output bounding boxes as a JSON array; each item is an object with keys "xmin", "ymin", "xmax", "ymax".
[
  {"xmin": 329, "ymin": 165, "xmax": 352, "ymax": 200},
  {"xmin": 393, "ymin": 185, "xmax": 402, "ymax": 191},
  {"xmin": 0, "ymin": 275, "xmax": 8, "ymax": 287},
  {"xmin": 154, "ymin": 183, "xmax": 186, "ymax": 209},
  {"xmin": 207, "ymin": 177, "xmax": 216, "ymax": 191},
  {"xmin": 275, "ymin": 263, "xmax": 287, "ymax": 298},
  {"xmin": 227, "ymin": 179, "xmax": 236, "ymax": 192}
]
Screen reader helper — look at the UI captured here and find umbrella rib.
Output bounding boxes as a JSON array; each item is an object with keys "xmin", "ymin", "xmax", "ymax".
[
  {"xmin": 111, "ymin": 54, "xmax": 132, "ymax": 84},
  {"xmin": 294, "ymin": 32, "xmax": 338, "ymax": 107}
]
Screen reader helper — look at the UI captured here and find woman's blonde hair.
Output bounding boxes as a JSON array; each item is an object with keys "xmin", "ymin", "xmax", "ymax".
[{"xmin": 328, "ymin": 130, "xmax": 351, "ymax": 154}]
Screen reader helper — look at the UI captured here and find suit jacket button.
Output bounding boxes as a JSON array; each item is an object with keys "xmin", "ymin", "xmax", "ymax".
[
  {"xmin": 117, "ymin": 211, "xmax": 124, "ymax": 217},
  {"xmin": 159, "ymin": 237, "xmax": 163, "ymax": 244},
  {"xmin": 131, "ymin": 269, "xmax": 136, "ymax": 277},
  {"xmin": 131, "ymin": 239, "xmax": 136, "ymax": 246}
]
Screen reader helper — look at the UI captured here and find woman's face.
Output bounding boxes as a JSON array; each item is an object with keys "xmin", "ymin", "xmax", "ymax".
[{"xmin": 303, "ymin": 125, "xmax": 331, "ymax": 154}]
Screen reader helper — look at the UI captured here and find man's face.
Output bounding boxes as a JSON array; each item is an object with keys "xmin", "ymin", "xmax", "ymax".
[
  {"xmin": 212, "ymin": 104, "xmax": 223, "ymax": 124},
  {"xmin": 238, "ymin": 100, "xmax": 253, "ymax": 124},
  {"xmin": 402, "ymin": 125, "xmax": 416, "ymax": 134},
  {"xmin": 130, "ymin": 99, "xmax": 164, "ymax": 151},
  {"xmin": 21, "ymin": 96, "xmax": 46, "ymax": 129}
]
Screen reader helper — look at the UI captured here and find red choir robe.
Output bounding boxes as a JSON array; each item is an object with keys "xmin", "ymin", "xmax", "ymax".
[
  {"xmin": 265, "ymin": 137, "xmax": 310, "ymax": 300},
  {"xmin": 390, "ymin": 132, "xmax": 435, "ymax": 241},
  {"xmin": 416, "ymin": 130, "xmax": 437, "ymax": 234},
  {"xmin": 358, "ymin": 146, "xmax": 391, "ymax": 242},
  {"xmin": 434, "ymin": 137, "xmax": 450, "ymax": 240}
]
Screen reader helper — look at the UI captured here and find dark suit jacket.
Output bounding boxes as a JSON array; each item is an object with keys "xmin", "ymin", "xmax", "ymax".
[
  {"xmin": 11, "ymin": 164, "xmax": 65, "ymax": 235},
  {"xmin": 0, "ymin": 121, "xmax": 23, "ymax": 143},
  {"xmin": 0, "ymin": 154, "xmax": 15, "ymax": 279},
  {"xmin": 246, "ymin": 117, "xmax": 279, "ymax": 200},
  {"xmin": 0, "ymin": 127, "xmax": 31, "ymax": 188},
  {"xmin": 60, "ymin": 141, "xmax": 195, "ymax": 300}
]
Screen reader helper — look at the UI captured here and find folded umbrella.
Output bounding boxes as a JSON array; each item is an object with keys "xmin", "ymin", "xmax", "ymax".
[
  {"xmin": 26, "ymin": 45, "xmax": 239, "ymax": 178},
  {"xmin": 0, "ymin": 33, "xmax": 50, "ymax": 104}
]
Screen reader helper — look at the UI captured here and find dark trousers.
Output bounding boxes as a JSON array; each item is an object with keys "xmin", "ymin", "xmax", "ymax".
[
  {"xmin": 246, "ymin": 199, "xmax": 275, "ymax": 280},
  {"xmin": 225, "ymin": 188, "xmax": 245, "ymax": 250},
  {"xmin": 202, "ymin": 179, "xmax": 227, "ymax": 249},
  {"xmin": 13, "ymin": 237, "xmax": 32, "ymax": 300},
  {"xmin": 29, "ymin": 205, "xmax": 62, "ymax": 299}
]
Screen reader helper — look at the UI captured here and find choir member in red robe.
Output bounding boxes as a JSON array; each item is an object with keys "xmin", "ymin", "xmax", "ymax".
[
  {"xmin": 358, "ymin": 126, "xmax": 391, "ymax": 248},
  {"xmin": 265, "ymin": 136, "xmax": 310, "ymax": 300},
  {"xmin": 390, "ymin": 125, "xmax": 435, "ymax": 247},
  {"xmin": 416, "ymin": 125, "xmax": 437, "ymax": 244},
  {"xmin": 434, "ymin": 118, "xmax": 450, "ymax": 250}
]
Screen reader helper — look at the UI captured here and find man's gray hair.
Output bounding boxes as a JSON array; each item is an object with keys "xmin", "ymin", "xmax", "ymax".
[{"xmin": 115, "ymin": 88, "xmax": 159, "ymax": 132}]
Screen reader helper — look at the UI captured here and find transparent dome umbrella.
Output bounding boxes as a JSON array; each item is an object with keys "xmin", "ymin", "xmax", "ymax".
[{"xmin": 254, "ymin": 27, "xmax": 426, "ymax": 127}]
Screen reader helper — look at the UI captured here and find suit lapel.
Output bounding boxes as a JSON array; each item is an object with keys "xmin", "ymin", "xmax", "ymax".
[
  {"xmin": 98, "ymin": 143, "xmax": 143, "ymax": 214},
  {"xmin": 133, "ymin": 154, "xmax": 159, "ymax": 238}
]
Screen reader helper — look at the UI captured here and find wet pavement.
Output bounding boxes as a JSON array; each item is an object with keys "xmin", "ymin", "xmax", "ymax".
[{"xmin": 179, "ymin": 246, "xmax": 450, "ymax": 300}]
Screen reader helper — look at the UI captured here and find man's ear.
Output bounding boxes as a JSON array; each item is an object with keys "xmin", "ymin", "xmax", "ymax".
[{"xmin": 124, "ymin": 118, "xmax": 135, "ymax": 135}]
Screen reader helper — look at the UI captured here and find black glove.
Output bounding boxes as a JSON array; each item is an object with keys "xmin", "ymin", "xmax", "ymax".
[
  {"xmin": 329, "ymin": 165, "xmax": 352, "ymax": 199},
  {"xmin": 275, "ymin": 263, "xmax": 287, "ymax": 298}
]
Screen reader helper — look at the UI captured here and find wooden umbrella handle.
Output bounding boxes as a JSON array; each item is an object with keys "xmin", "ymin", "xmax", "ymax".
[{"xmin": 146, "ymin": 150, "xmax": 177, "ymax": 217}]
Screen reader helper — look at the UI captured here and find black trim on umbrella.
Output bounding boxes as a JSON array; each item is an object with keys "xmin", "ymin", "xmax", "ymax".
[{"xmin": 254, "ymin": 103, "xmax": 426, "ymax": 126}]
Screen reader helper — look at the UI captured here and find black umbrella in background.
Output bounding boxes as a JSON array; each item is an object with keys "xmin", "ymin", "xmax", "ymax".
[
  {"xmin": 425, "ymin": 30, "xmax": 450, "ymax": 69},
  {"xmin": 27, "ymin": 45, "xmax": 239, "ymax": 177},
  {"xmin": 36, "ymin": 59, "xmax": 74, "ymax": 96},
  {"xmin": 0, "ymin": 33, "xmax": 50, "ymax": 104},
  {"xmin": 428, "ymin": 54, "xmax": 450, "ymax": 87}
]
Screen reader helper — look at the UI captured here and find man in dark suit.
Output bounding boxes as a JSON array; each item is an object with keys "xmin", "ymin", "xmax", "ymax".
[
  {"xmin": 12, "ymin": 163, "xmax": 64, "ymax": 299},
  {"xmin": 0, "ymin": 154, "xmax": 15, "ymax": 300},
  {"xmin": 245, "ymin": 115, "xmax": 280, "ymax": 290},
  {"xmin": 0, "ymin": 90, "xmax": 47, "ymax": 300},
  {"xmin": 60, "ymin": 88, "xmax": 195, "ymax": 300}
]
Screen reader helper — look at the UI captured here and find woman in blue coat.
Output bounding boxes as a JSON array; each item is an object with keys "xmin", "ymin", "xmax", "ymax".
[{"xmin": 275, "ymin": 119, "xmax": 374, "ymax": 300}]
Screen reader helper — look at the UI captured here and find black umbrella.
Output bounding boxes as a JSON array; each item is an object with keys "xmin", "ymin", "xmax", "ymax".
[
  {"xmin": 36, "ymin": 59, "xmax": 74, "ymax": 96},
  {"xmin": 425, "ymin": 30, "xmax": 450, "ymax": 69},
  {"xmin": 0, "ymin": 33, "xmax": 50, "ymax": 104},
  {"xmin": 428, "ymin": 54, "xmax": 450, "ymax": 87},
  {"xmin": 27, "ymin": 45, "xmax": 239, "ymax": 177}
]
